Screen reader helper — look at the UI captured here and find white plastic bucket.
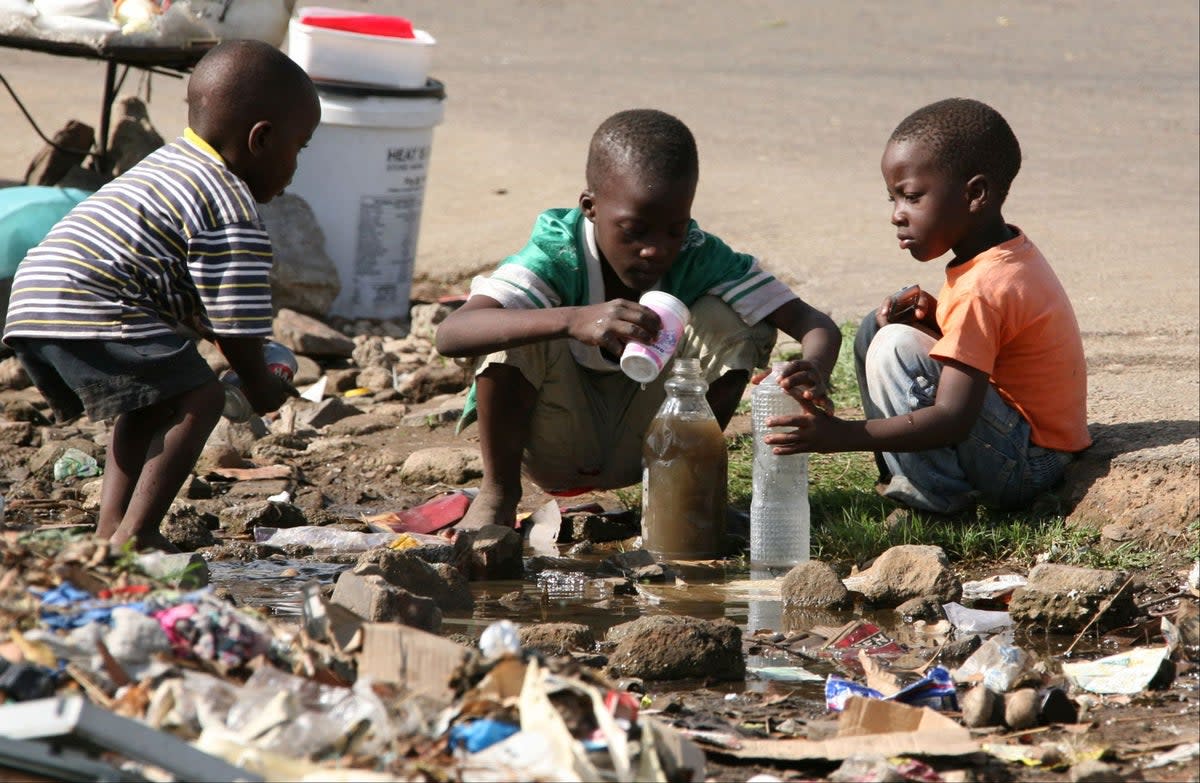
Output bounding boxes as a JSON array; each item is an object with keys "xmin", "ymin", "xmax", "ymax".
[{"xmin": 287, "ymin": 81, "xmax": 445, "ymax": 320}]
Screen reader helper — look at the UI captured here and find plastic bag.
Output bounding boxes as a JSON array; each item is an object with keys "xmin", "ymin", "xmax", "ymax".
[
  {"xmin": 253, "ymin": 526, "xmax": 395, "ymax": 552},
  {"xmin": 954, "ymin": 634, "xmax": 1034, "ymax": 692},
  {"xmin": 53, "ymin": 447, "xmax": 101, "ymax": 480}
]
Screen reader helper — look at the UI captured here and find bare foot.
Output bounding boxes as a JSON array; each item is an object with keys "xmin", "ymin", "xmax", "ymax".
[
  {"xmin": 455, "ymin": 485, "xmax": 521, "ymax": 530},
  {"xmin": 135, "ymin": 529, "xmax": 182, "ymax": 554},
  {"xmin": 109, "ymin": 525, "xmax": 180, "ymax": 554}
]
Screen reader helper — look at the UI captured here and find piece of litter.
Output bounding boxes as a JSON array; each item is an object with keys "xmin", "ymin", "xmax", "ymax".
[
  {"xmin": 299, "ymin": 376, "xmax": 327, "ymax": 402},
  {"xmin": 267, "ymin": 491, "xmax": 290, "ymax": 503},
  {"xmin": 747, "ymin": 666, "xmax": 824, "ymax": 683},
  {"xmin": 1061, "ymin": 646, "xmax": 1171, "ymax": 695}
]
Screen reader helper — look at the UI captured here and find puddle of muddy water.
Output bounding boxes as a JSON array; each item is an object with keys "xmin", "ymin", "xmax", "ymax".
[
  {"xmin": 209, "ymin": 559, "xmax": 349, "ymax": 616},
  {"xmin": 207, "ymin": 550, "xmax": 1108, "ymax": 694}
]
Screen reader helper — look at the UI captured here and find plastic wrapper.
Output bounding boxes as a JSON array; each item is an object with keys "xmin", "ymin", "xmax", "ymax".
[
  {"xmin": 253, "ymin": 526, "xmax": 396, "ymax": 552},
  {"xmin": 824, "ymin": 665, "xmax": 958, "ymax": 712}
]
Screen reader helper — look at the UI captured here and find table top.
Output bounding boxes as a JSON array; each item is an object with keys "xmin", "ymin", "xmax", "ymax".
[{"xmin": 0, "ymin": 31, "xmax": 215, "ymax": 71}]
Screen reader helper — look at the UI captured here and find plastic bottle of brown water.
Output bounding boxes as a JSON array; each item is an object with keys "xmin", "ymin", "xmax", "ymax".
[{"xmin": 640, "ymin": 357, "xmax": 727, "ymax": 560}]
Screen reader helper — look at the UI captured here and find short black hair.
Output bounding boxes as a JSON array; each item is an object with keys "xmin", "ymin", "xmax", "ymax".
[
  {"xmin": 890, "ymin": 98, "xmax": 1022, "ymax": 203},
  {"xmin": 187, "ymin": 39, "xmax": 316, "ymax": 138},
  {"xmin": 586, "ymin": 109, "xmax": 698, "ymax": 191}
]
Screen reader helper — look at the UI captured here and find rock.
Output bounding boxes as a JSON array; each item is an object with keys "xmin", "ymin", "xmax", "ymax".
[
  {"xmin": 960, "ymin": 685, "xmax": 1002, "ymax": 728},
  {"xmin": 273, "ymin": 308, "xmax": 355, "ymax": 358},
  {"xmin": 106, "ymin": 97, "xmax": 163, "ymax": 178},
  {"xmin": 1004, "ymin": 688, "xmax": 1039, "ymax": 730},
  {"xmin": 296, "ymin": 397, "xmax": 362, "ymax": 430},
  {"xmin": 409, "ymin": 303, "xmax": 454, "ymax": 342},
  {"xmin": 399, "ymin": 447, "xmax": 483, "ymax": 485},
  {"xmin": 0, "ymin": 356, "xmax": 30, "ymax": 390},
  {"xmin": 937, "ymin": 634, "xmax": 982, "ymax": 661},
  {"xmin": 519, "ymin": 622, "xmax": 596, "ymax": 655},
  {"xmin": 606, "ymin": 615, "xmax": 744, "ymax": 681},
  {"xmin": 354, "ymin": 548, "xmax": 473, "ymax": 612},
  {"xmin": 0, "ymin": 420, "xmax": 33, "ymax": 446},
  {"xmin": 895, "ymin": 596, "xmax": 947, "ymax": 623},
  {"xmin": 221, "ymin": 479, "xmax": 294, "ymax": 502},
  {"xmin": 200, "ymin": 542, "xmax": 279, "ymax": 561},
  {"xmin": 781, "ymin": 560, "xmax": 851, "ymax": 610},
  {"xmin": 160, "ymin": 506, "xmax": 216, "ymax": 551},
  {"xmin": 356, "ymin": 365, "xmax": 393, "ymax": 392},
  {"xmin": 393, "ymin": 363, "xmax": 469, "ymax": 403},
  {"xmin": 1039, "ymin": 687, "xmax": 1078, "ymax": 725},
  {"xmin": 330, "ymin": 571, "xmax": 442, "ymax": 632},
  {"xmin": 600, "ymin": 549, "xmax": 677, "ymax": 582},
  {"xmin": 260, "ymin": 195, "xmax": 341, "ymax": 317},
  {"xmin": 1174, "ymin": 601, "xmax": 1199, "ymax": 661},
  {"xmin": 470, "ymin": 524, "xmax": 523, "ymax": 580},
  {"xmin": 560, "ymin": 510, "xmax": 640, "ymax": 544},
  {"xmin": 136, "ymin": 551, "xmax": 209, "ymax": 589},
  {"xmin": 181, "ymin": 474, "xmax": 213, "ymax": 500},
  {"xmin": 1068, "ymin": 760, "xmax": 1122, "ymax": 783},
  {"xmin": 218, "ymin": 501, "xmax": 307, "ymax": 537},
  {"xmin": 401, "ymin": 395, "xmax": 465, "ymax": 428},
  {"xmin": 322, "ymin": 413, "xmax": 396, "ymax": 437},
  {"xmin": 1009, "ymin": 563, "xmax": 1135, "ymax": 632},
  {"xmin": 842, "ymin": 545, "xmax": 962, "ymax": 606},
  {"xmin": 25, "ymin": 119, "xmax": 93, "ymax": 186},
  {"xmin": 4, "ymin": 397, "xmax": 50, "ymax": 424}
]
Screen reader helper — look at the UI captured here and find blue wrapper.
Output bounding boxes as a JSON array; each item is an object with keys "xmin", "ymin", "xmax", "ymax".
[{"xmin": 825, "ymin": 665, "xmax": 958, "ymax": 712}]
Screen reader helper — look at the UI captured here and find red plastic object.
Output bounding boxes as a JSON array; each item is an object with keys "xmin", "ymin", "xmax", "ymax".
[
  {"xmin": 372, "ymin": 491, "xmax": 473, "ymax": 534},
  {"xmin": 298, "ymin": 11, "xmax": 415, "ymax": 39}
]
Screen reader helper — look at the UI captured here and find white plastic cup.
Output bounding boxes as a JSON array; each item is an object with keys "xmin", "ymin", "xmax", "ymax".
[{"xmin": 620, "ymin": 291, "xmax": 691, "ymax": 383}]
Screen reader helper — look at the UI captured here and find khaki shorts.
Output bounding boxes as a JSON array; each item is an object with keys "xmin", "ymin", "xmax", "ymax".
[{"xmin": 474, "ymin": 295, "xmax": 776, "ymax": 492}]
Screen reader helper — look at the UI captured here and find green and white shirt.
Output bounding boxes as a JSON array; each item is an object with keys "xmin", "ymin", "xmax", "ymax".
[{"xmin": 469, "ymin": 207, "xmax": 796, "ymax": 372}]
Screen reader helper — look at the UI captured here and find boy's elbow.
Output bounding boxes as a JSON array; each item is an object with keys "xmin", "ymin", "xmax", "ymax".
[{"xmin": 434, "ymin": 330, "xmax": 463, "ymax": 358}]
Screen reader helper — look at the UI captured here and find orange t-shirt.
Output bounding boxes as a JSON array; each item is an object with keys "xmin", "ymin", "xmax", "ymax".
[{"xmin": 930, "ymin": 228, "xmax": 1091, "ymax": 452}]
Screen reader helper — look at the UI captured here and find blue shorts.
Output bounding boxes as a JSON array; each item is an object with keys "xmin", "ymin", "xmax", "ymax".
[{"xmin": 9, "ymin": 333, "xmax": 217, "ymax": 423}]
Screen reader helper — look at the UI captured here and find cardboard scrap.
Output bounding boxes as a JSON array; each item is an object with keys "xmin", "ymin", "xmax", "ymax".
[
  {"xmin": 717, "ymin": 696, "xmax": 979, "ymax": 762},
  {"xmin": 207, "ymin": 464, "xmax": 294, "ymax": 481},
  {"xmin": 357, "ymin": 623, "xmax": 468, "ymax": 704}
]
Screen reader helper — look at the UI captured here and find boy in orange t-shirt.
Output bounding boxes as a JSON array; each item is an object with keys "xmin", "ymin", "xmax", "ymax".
[{"xmin": 764, "ymin": 98, "xmax": 1090, "ymax": 514}]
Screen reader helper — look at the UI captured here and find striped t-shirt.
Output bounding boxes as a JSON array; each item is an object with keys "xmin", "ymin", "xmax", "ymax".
[
  {"xmin": 469, "ymin": 207, "xmax": 796, "ymax": 372},
  {"xmin": 3, "ymin": 129, "xmax": 274, "ymax": 343}
]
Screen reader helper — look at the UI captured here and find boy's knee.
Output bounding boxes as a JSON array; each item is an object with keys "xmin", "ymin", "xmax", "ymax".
[{"xmin": 864, "ymin": 324, "xmax": 930, "ymax": 372}]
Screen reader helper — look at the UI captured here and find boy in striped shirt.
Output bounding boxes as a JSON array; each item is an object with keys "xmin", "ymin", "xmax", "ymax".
[
  {"xmin": 436, "ymin": 109, "xmax": 840, "ymax": 529},
  {"xmin": 3, "ymin": 40, "xmax": 321, "ymax": 552}
]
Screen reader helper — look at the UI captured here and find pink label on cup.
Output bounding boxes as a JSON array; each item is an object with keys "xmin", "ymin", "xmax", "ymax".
[{"xmin": 620, "ymin": 292, "xmax": 690, "ymax": 383}]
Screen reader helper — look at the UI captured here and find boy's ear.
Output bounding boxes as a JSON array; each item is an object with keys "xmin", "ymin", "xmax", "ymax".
[
  {"xmin": 247, "ymin": 120, "xmax": 272, "ymax": 155},
  {"xmin": 965, "ymin": 174, "xmax": 989, "ymax": 213},
  {"xmin": 579, "ymin": 190, "xmax": 597, "ymax": 219}
]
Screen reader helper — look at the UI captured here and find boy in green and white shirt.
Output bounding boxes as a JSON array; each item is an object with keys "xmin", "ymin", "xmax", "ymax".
[{"xmin": 437, "ymin": 109, "xmax": 840, "ymax": 529}]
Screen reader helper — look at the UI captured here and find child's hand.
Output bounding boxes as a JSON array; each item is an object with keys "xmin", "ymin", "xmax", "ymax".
[
  {"xmin": 571, "ymin": 300, "xmax": 662, "ymax": 357},
  {"xmin": 762, "ymin": 409, "xmax": 841, "ymax": 453},
  {"xmin": 775, "ymin": 359, "xmax": 835, "ymax": 417},
  {"xmin": 242, "ymin": 373, "xmax": 299, "ymax": 415},
  {"xmin": 876, "ymin": 286, "xmax": 937, "ymax": 328}
]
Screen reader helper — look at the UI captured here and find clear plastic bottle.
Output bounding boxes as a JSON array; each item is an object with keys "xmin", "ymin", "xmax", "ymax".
[
  {"xmin": 641, "ymin": 358, "xmax": 727, "ymax": 560},
  {"xmin": 750, "ymin": 361, "xmax": 810, "ymax": 569}
]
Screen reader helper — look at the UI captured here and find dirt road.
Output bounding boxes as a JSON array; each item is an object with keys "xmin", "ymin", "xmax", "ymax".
[{"xmin": 1, "ymin": 1, "xmax": 1196, "ymax": 531}]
